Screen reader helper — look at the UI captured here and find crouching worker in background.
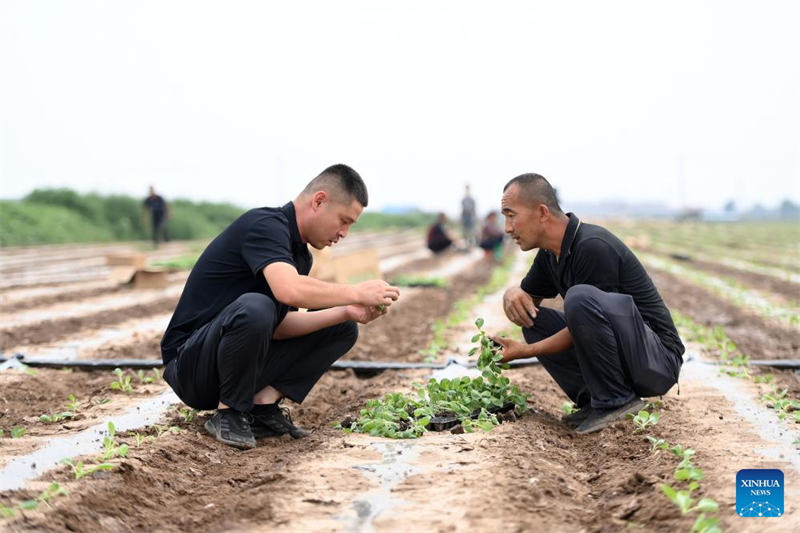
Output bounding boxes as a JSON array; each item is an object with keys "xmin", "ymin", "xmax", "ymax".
[
  {"xmin": 491, "ymin": 173, "xmax": 684, "ymax": 434},
  {"xmin": 160, "ymin": 164, "xmax": 401, "ymax": 449}
]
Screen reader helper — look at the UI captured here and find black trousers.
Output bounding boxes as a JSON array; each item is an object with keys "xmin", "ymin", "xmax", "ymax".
[
  {"xmin": 523, "ymin": 284, "xmax": 682, "ymax": 410},
  {"xmin": 164, "ymin": 293, "xmax": 359, "ymax": 412},
  {"xmin": 152, "ymin": 214, "xmax": 168, "ymax": 246}
]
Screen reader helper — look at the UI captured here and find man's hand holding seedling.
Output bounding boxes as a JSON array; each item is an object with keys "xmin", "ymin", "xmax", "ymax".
[
  {"xmin": 346, "ymin": 304, "xmax": 389, "ymax": 325},
  {"xmin": 490, "ymin": 335, "xmax": 531, "ymax": 363},
  {"xmin": 353, "ymin": 279, "xmax": 401, "ymax": 308}
]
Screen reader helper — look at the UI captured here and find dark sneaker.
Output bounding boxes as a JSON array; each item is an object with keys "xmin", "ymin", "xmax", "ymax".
[
  {"xmin": 204, "ymin": 409, "xmax": 256, "ymax": 449},
  {"xmin": 561, "ymin": 405, "xmax": 594, "ymax": 428},
  {"xmin": 251, "ymin": 403, "xmax": 310, "ymax": 439},
  {"xmin": 576, "ymin": 398, "xmax": 645, "ymax": 434}
]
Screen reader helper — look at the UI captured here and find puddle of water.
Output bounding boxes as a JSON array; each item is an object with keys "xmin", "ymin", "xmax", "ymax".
[
  {"xmin": 0, "ymin": 389, "xmax": 179, "ymax": 491},
  {"xmin": 340, "ymin": 441, "xmax": 421, "ymax": 533}
]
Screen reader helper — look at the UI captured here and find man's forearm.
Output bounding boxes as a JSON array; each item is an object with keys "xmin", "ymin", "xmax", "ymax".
[
  {"xmin": 273, "ymin": 308, "xmax": 350, "ymax": 340},
  {"xmin": 281, "ymin": 275, "xmax": 359, "ymax": 309},
  {"xmin": 525, "ymin": 327, "xmax": 573, "ymax": 359}
]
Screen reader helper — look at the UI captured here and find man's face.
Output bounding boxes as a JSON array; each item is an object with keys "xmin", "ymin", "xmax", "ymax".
[
  {"xmin": 307, "ymin": 194, "xmax": 363, "ymax": 250},
  {"xmin": 501, "ymin": 184, "xmax": 543, "ymax": 251}
]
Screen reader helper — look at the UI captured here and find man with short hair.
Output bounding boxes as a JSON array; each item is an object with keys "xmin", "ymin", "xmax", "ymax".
[
  {"xmin": 161, "ymin": 164, "xmax": 400, "ymax": 449},
  {"xmin": 491, "ymin": 173, "xmax": 684, "ymax": 434}
]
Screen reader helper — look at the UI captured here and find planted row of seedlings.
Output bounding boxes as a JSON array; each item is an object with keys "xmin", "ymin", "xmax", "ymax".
[
  {"xmin": 0, "ymin": 367, "xmax": 164, "ymax": 443},
  {"xmin": 642, "ymin": 254, "xmax": 799, "ymax": 328},
  {"xmin": 568, "ymin": 390, "xmax": 724, "ymax": 531},
  {"xmin": 0, "ymin": 419, "xmax": 184, "ymax": 520},
  {"xmin": 673, "ymin": 311, "xmax": 800, "ymax": 433},
  {"xmin": 339, "ymin": 318, "xmax": 529, "ymax": 438},
  {"xmin": 607, "ymin": 221, "xmax": 798, "ymax": 271}
]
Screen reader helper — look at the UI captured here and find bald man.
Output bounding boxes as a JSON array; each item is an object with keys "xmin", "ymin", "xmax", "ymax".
[{"xmin": 491, "ymin": 173, "xmax": 684, "ymax": 434}]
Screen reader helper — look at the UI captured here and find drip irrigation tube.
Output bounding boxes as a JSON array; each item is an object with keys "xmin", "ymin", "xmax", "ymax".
[{"xmin": 0, "ymin": 353, "xmax": 544, "ymax": 376}]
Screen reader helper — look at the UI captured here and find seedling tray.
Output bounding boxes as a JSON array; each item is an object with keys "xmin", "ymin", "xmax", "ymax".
[{"xmin": 427, "ymin": 402, "xmax": 516, "ymax": 432}]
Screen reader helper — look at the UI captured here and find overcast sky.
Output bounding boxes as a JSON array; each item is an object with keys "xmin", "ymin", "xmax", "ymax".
[{"xmin": 1, "ymin": 0, "xmax": 798, "ymax": 216}]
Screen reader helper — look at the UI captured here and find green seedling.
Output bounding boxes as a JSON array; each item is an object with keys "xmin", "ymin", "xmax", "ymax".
[
  {"xmin": 643, "ymin": 400, "xmax": 663, "ymax": 411},
  {"xmin": 99, "ymin": 422, "xmax": 129, "ymax": 461},
  {"xmin": 691, "ymin": 514, "xmax": 722, "ymax": 533},
  {"xmin": 0, "ymin": 503, "xmax": 15, "ymax": 518},
  {"xmin": 39, "ymin": 411, "xmax": 74, "ymax": 424},
  {"xmin": 91, "ymin": 396, "xmax": 111, "ymax": 406},
  {"xmin": 152, "ymin": 367, "xmax": 163, "ymax": 382},
  {"xmin": 132, "ymin": 432, "xmax": 156, "ymax": 447},
  {"xmin": 136, "ymin": 370, "xmax": 154, "ymax": 384},
  {"xmin": 646, "ymin": 436, "xmax": 669, "ymax": 453},
  {"xmin": 753, "ymin": 374, "xmax": 774, "ymax": 384},
  {"xmin": 59, "ymin": 458, "xmax": 115, "ymax": 480},
  {"xmin": 110, "ymin": 368, "xmax": 133, "ymax": 393},
  {"xmin": 674, "ymin": 463, "xmax": 705, "ymax": 482},
  {"xmin": 561, "ymin": 402, "xmax": 579, "ymax": 415},
  {"xmin": 376, "ymin": 304, "xmax": 386, "ymax": 312},
  {"xmin": 65, "ymin": 394, "xmax": 82, "ymax": 412},
  {"xmin": 18, "ymin": 483, "xmax": 68, "ymax": 511},
  {"xmin": 628, "ymin": 410, "xmax": 660, "ymax": 433},
  {"xmin": 662, "ymin": 484, "xmax": 718, "ymax": 515},
  {"xmin": 10, "ymin": 427, "xmax": 26, "ymax": 439},
  {"xmin": 179, "ymin": 408, "xmax": 198, "ymax": 424},
  {"xmin": 154, "ymin": 425, "xmax": 181, "ymax": 438},
  {"xmin": 668, "ymin": 444, "xmax": 696, "ymax": 462}
]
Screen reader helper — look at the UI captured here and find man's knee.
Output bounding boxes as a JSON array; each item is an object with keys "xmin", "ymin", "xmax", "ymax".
[
  {"xmin": 563, "ymin": 284, "xmax": 602, "ymax": 323},
  {"xmin": 228, "ymin": 293, "xmax": 276, "ymax": 333},
  {"xmin": 522, "ymin": 326, "xmax": 539, "ymax": 344},
  {"xmin": 338, "ymin": 320, "xmax": 359, "ymax": 349}
]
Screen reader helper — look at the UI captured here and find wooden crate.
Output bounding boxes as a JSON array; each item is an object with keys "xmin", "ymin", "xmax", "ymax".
[{"xmin": 309, "ymin": 247, "xmax": 382, "ymax": 283}]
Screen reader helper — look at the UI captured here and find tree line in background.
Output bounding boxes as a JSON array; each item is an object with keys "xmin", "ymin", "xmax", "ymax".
[{"xmin": 0, "ymin": 189, "xmax": 435, "ymax": 247}]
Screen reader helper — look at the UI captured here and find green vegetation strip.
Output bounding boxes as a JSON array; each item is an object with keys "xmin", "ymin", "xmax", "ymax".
[
  {"xmin": 338, "ymin": 319, "xmax": 529, "ymax": 439},
  {"xmin": 642, "ymin": 254, "xmax": 799, "ymax": 328},
  {"xmin": 389, "ymin": 274, "xmax": 449, "ymax": 288},
  {"xmin": 674, "ymin": 311, "xmax": 800, "ymax": 430}
]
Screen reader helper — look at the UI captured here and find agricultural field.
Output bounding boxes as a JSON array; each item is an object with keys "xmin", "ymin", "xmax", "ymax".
[{"xmin": 0, "ymin": 220, "xmax": 798, "ymax": 533}]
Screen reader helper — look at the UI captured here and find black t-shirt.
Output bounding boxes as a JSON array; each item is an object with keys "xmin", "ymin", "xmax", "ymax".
[
  {"xmin": 520, "ymin": 213, "xmax": 684, "ymax": 357},
  {"xmin": 144, "ymin": 195, "xmax": 166, "ymax": 216},
  {"xmin": 160, "ymin": 202, "xmax": 312, "ymax": 364}
]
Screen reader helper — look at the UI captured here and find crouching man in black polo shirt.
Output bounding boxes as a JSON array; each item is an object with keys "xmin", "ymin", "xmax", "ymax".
[
  {"xmin": 491, "ymin": 174, "xmax": 684, "ymax": 434},
  {"xmin": 160, "ymin": 164, "xmax": 400, "ymax": 449}
]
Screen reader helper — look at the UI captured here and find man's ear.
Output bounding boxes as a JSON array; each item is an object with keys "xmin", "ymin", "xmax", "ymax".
[
  {"xmin": 538, "ymin": 204, "xmax": 550, "ymax": 222},
  {"xmin": 311, "ymin": 191, "xmax": 328, "ymax": 211}
]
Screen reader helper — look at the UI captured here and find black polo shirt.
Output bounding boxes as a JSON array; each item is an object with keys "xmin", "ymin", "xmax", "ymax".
[
  {"xmin": 161, "ymin": 202, "xmax": 312, "ymax": 364},
  {"xmin": 520, "ymin": 213, "xmax": 684, "ymax": 357}
]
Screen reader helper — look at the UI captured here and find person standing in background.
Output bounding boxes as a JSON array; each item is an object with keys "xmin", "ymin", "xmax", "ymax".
[
  {"xmin": 143, "ymin": 186, "xmax": 169, "ymax": 248},
  {"xmin": 461, "ymin": 184, "xmax": 477, "ymax": 248}
]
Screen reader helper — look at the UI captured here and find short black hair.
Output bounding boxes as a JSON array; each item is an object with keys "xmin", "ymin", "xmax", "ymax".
[
  {"xmin": 503, "ymin": 173, "xmax": 563, "ymax": 214},
  {"xmin": 303, "ymin": 164, "xmax": 368, "ymax": 207}
]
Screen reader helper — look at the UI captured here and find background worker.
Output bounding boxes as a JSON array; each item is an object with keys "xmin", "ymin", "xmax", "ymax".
[
  {"xmin": 461, "ymin": 184, "xmax": 477, "ymax": 248},
  {"xmin": 143, "ymin": 185, "xmax": 169, "ymax": 248},
  {"xmin": 426, "ymin": 212, "xmax": 455, "ymax": 253}
]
